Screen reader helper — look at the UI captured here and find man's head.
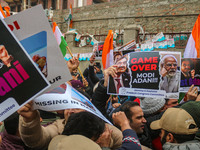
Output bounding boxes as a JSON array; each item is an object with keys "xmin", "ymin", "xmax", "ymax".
[
  {"xmin": 94, "ymin": 62, "xmax": 101, "ymax": 73},
  {"xmin": 161, "ymin": 55, "xmax": 178, "ymax": 77},
  {"xmin": 120, "ymin": 101, "xmax": 146, "ymax": 134},
  {"xmin": 114, "ymin": 53, "xmax": 122, "ymax": 64},
  {"xmin": 181, "ymin": 59, "xmax": 191, "ymax": 74},
  {"xmin": 150, "ymin": 107, "xmax": 199, "ymax": 145},
  {"xmin": 115, "ymin": 57, "xmax": 127, "ymax": 75},
  {"xmin": 164, "ymin": 98, "xmax": 178, "ymax": 109},
  {"xmin": 62, "ymin": 111, "xmax": 105, "ymax": 142}
]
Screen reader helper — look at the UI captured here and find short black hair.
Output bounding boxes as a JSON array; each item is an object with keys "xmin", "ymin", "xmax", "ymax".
[
  {"xmin": 4, "ymin": 112, "xmax": 19, "ymax": 135},
  {"xmin": 119, "ymin": 101, "xmax": 139, "ymax": 123},
  {"xmin": 163, "ymin": 130, "xmax": 195, "ymax": 144},
  {"xmin": 94, "ymin": 62, "xmax": 101, "ymax": 69},
  {"xmin": 62, "ymin": 111, "xmax": 105, "ymax": 141}
]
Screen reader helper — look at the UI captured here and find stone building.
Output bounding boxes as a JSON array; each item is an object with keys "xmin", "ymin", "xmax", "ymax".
[{"xmin": 0, "ymin": 0, "xmax": 110, "ymax": 12}]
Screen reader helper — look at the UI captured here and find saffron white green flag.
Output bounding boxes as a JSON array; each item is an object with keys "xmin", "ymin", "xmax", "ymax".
[{"xmin": 52, "ymin": 22, "xmax": 68, "ymax": 57}]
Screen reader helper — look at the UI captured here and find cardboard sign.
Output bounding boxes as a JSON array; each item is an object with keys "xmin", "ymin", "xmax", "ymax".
[
  {"xmin": 0, "ymin": 19, "xmax": 50, "ymax": 121},
  {"xmin": 180, "ymin": 58, "xmax": 200, "ymax": 92},
  {"xmin": 108, "ymin": 51, "xmax": 181, "ymax": 99},
  {"xmin": 33, "ymin": 84, "xmax": 112, "ymax": 125},
  {"xmin": 117, "ymin": 40, "xmax": 136, "ymax": 55},
  {"xmin": 4, "ymin": 5, "xmax": 71, "ymax": 92}
]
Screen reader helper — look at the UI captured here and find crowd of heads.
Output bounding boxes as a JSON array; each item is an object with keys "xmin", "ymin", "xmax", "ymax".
[{"xmin": 1, "ymin": 53, "xmax": 200, "ymax": 150}]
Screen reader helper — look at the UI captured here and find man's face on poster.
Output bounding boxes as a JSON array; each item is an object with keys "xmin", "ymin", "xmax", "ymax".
[
  {"xmin": 181, "ymin": 60, "xmax": 191, "ymax": 74},
  {"xmin": 164, "ymin": 57, "xmax": 177, "ymax": 77},
  {"xmin": 115, "ymin": 57, "xmax": 127, "ymax": 74}
]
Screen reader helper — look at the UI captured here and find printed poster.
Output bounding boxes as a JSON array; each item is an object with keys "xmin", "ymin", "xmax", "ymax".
[
  {"xmin": 33, "ymin": 84, "xmax": 111, "ymax": 125},
  {"xmin": 0, "ymin": 19, "xmax": 50, "ymax": 121},
  {"xmin": 4, "ymin": 5, "xmax": 71, "ymax": 91},
  {"xmin": 108, "ymin": 51, "xmax": 181, "ymax": 99},
  {"xmin": 180, "ymin": 58, "xmax": 200, "ymax": 92}
]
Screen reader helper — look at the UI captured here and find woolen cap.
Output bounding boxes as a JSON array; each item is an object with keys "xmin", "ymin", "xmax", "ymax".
[
  {"xmin": 140, "ymin": 97, "xmax": 165, "ymax": 115},
  {"xmin": 48, "ymin": 135, "xmax": 101, "ymax": 150},
  {"xmin": 150, "ymin": 108, "xmax": 198, "ymax": 135},
  {"xmin": 70, "ymin": 80, "xmax": 84, "ymax": 89}
]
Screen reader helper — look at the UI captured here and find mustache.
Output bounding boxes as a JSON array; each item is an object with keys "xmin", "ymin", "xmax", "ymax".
[
  {"xmin": 118, "ymin": 66, "xmax": 126, "ymax": 69},
  {"xmin": 169, "ymin": 69, "xmax": 176, "ymax": 72}
]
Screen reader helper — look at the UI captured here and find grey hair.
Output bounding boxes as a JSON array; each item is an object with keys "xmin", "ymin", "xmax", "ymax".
[{"xmin": 160, "ymin": 54, "xmax": 177, "ymax": 65}]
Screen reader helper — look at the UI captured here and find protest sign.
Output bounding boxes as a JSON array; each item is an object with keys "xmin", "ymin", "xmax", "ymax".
[
  {"xmin": 33, "ymin": 84, "xmax": 112, "ymax": 125},
  {"xmin": 0, "ymin": 19, "xmax": 50, "ymax": 121},
  {"xmin": 108, "ymin": 51, "xmax": 181, "ymax": 99},
  {"xmin": 180, "ymin": 58, "xmax": 200, "ymax": 92},
  {"xmin": 117, "ymin": 40, "xmax": 136, "ymax": 55},
  {"xmin": 4, "ymin": 5, "xmax": 71, "ymax": 91},
  {"xmin": 94, "ymin": 41, "xmax": 117, "ymax": 58}
]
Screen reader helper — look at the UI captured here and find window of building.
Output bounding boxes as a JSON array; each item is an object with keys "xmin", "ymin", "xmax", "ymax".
[
  {"xmin": 52, "ymin": 0, "xmax": 56, "ymax": 9},
  {"xmin": 63, "ymin": 0, "xmax": 67, "ymax": 9}
]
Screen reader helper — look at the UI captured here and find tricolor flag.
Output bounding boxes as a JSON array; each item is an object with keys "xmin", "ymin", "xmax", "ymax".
[
  {"xmin": 64, "ymin": 4, "xmax": 72, "ymax": 30},
  {"xmin": 52, "ymin": 22, "xmax": 68, "ymax": 57},
  {"xmin": 184, "ymin": 15, "xmax": 200, "ymax": 58},
  {"xmin": 0, "ymin": 4, "xmax": 6, "ymax": 19},
  {"xmin": 102, "ymin": 30, "xmax": 114, "ymax": 69}
]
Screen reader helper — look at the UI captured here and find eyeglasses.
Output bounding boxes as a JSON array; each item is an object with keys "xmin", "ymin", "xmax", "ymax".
[
  {"xmin": 182, "ymin": 64, "xmax": 190, "ymax": 67},
  {"xmin": 166, "ymin": 63, "xmax": 177, "ymax": 67}
]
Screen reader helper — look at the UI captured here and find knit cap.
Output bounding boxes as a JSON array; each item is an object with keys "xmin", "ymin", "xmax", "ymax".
[
  {"xmin": 140, "ymin": 97, "xmax": 165, "ymax": 115},
  {"xmin": 70, "ymin": 80, "xmax": 84, "ymax": 89}
]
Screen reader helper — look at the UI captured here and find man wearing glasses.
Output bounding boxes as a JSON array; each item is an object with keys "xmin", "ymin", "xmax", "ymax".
[
  {"xmin": 159, "ymin": 55, "xmax": 180, "ymax": 94},
  {"xmin": 181, "ymin": 59, "xmax": 195, "ymax": 86}
]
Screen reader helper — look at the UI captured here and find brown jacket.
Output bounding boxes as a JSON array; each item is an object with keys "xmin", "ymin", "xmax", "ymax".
[{"xmin": 19, "ymin": 111, "xmax": 122, "ymax": 150}]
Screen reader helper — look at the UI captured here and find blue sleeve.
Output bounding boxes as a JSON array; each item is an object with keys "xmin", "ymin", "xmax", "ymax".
[{"xmin": 117, "ymin": 129, "xmax": 142, "ymax": 150}]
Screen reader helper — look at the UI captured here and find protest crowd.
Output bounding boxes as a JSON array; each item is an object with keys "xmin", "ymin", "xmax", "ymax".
[
  {"xmin": 1, "ymin": 3, "xmax": 200, "ymax": 150},
  {"xmin": 0, "ymin": 52, "xmax": 200, "ymax": 150}
]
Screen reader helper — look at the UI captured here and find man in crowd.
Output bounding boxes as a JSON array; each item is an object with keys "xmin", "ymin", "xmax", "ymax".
[
  {"xmin": 164, "ymin": 98, "xmax": 179, "ymax": 109},
  {"xmin": 159, "ymin": 55, "xmax": 180, "ymax": 95},
  {"xmin": 181, "ymin": 59, "xmax": 195, "ymax": 86},
  {"xmin": 150, "ymin": 101, "xmax": 200, "ymax": 149},
  {"xmin": 17, "ymin": 56, "xmax": 123, "ymax": 150},
  {"xmin": 49, "ymin": 111, "xmax": 142, "ymax": 150},
  {"xmin": 108, "ymin": 56, "xmax": 130, "ymax": 94},
  {"xmin": 115, "ymin": 101, "xmax": 152, "ymax": 149}
]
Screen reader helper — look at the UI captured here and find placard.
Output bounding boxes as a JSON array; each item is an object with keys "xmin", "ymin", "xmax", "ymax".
[
  {"xmin": 33, "ymin": 84, "xmax": 111, "ymax": 125},
  {"xmin": 4, "ymin": 5, "xmax": 71, "ymax": 91},
  {"xmin": 108, "ymin": 51, "xmax": 181, "ymax": 99},
  {"xmin": 180, "ymin": 58, "xmax": 200, "ymax": 92},
  {"xmin": 0, "ymin": 19, "xmax": 50, "ymax": 121}
]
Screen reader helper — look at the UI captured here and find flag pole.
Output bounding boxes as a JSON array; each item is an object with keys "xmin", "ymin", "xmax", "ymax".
[
  {"xmin": 68, "ymin": 19, "xmax": 70, "ymax": 32},
  {"xmin": 66, "ymin": 46, "xmax": 85, "ymax": 80}
]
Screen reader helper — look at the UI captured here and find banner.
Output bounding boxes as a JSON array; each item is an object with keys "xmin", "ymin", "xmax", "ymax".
[
  {"xmin": 4, "ymin": 5, "xmax": 71, "ymax": 91},
  {"xmin": 0, "ymin": 19, "xmax": 50, "ymax": 121},
  {"xmin": 33, "ymin": 84, "xmax": 112, "ymax": 125},
  {"xmin": 117, "ymin": 40, "xmax": 136, "ymax": 55},
  {"xmin": 108, "ymin": 51, "xmax": 181, "ymax": 99},
  {"xmin": 180, "ymin": 58, "xmax": 200, "ymax": 92}
]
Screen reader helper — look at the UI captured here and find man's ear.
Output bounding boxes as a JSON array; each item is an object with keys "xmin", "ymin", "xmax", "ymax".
[{"xmin": 166, "ymin": 133, "xmax": 175, "ymax": 143}]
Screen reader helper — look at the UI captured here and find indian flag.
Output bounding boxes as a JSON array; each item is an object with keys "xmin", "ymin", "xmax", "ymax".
[
  {"xmin": 102, "ymin": 30, "xmax": 114, "ymax": 69},
  {"xmin": 0, "ymin": 4, "xmax": 6, "ymax": 19},
  {"xmin": 184, "ymin": 15, "xmax": 200, "ymax": 58},
  {"xmin": 52, "ymin": 22, "xmax": 68, "ymax": 57}
]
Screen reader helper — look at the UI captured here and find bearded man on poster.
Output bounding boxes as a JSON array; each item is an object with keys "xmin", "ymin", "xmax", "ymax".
[{"xmin": 159, "ymin": 55, "xmax": 180, "ymax": 94}]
